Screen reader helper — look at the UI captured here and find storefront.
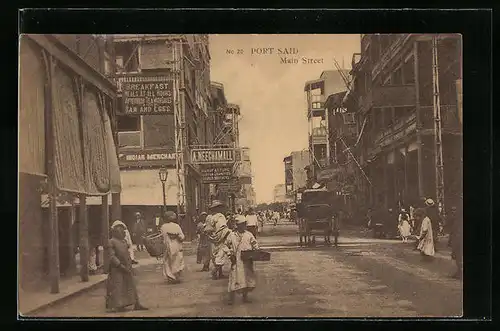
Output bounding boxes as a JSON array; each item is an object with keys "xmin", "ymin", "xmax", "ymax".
[{"xmin": 19, "ymin": 35, "xmax": 120, "ymax": 296}]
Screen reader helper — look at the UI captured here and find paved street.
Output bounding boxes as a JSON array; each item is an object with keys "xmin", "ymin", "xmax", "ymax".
[{"xmin": 32, "ymin": 220, "xmax": 462, "ymax": 318}]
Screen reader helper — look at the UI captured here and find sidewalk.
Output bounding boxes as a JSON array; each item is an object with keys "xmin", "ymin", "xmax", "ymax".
[{"xmin": 19, "ymin": 241, "xmax": 198, "ymax": 316}]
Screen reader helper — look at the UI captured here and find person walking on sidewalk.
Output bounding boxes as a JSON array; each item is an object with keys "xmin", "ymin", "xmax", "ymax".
[
  {"xmin": 196, "ymin": 212, "xmax": 211, "ymax": 272},
  {"xmin": 132, "ymin": 212, "xmax": 146, "ymax": 252},
  {"xmin": 160, "ymin": 211, "xmax": 185, "ymax": 284},
  {"xmin": 225, "ymin": 215, "xmax": 260, "ymax": 305},
  {"xmin": 414, "ymin": 208, "xmax": 435, "ymax": 261},
  {"xmin": 106, "ymin": 222, "xmax": 148, "ymax": 313},
  {"xmin": 245, "ymin": 207, "xmax": 259, "ymax": 239}
]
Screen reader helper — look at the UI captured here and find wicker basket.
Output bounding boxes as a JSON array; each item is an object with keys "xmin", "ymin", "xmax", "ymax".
[
  {"xmin": 144, "ymin": 233, "xmax": 165, "ymax": 258},
  {"xmin": 241, "ymin": 250, "xmax": 271, "ymax": 262}
]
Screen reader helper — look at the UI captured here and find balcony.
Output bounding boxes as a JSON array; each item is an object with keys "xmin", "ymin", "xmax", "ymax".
[
  {"xmin": 307, "ymin": 94, "xmax": 326, "ymax": 117},
  {"xmin": 420, "ymin": 105, "xmax": 462, "ymax": 135},
  {"xmin": 372, "ymin": 84, "xmax": 416, "ymax": 108},
  {"xmin": 373, "ymin": 113, "xmax": 417, "ymax": 150},
  {"xmin": 310, "ymin": 127, "xmax": 327, "ymax": 144}
]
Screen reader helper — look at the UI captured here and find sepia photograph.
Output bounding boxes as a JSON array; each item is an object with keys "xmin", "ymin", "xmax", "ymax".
[{"xmin": 18, "ymin": 33, "xmax": 463, "ymax": 318}]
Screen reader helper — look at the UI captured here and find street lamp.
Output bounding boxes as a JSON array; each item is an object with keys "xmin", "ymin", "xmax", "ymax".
[{"xmin": 158, "ymin": 168, "xmax": 168, "ymax": 218}]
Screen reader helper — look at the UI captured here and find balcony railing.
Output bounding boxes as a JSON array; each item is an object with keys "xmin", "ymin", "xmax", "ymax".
[
  {"xmin": 118, "ymin": 131, "xmax": 141, "ymax": 148},
  {"xmin": 420, "ymin": 105, "xmax": 462, "ymax": 134},
  {"xmin": 372, "ymin": 84, "xmax": 416, "ymax": 108},
  {"xmin": 373, "ymin": 113, "xmax": 417, "ymax": 149}
]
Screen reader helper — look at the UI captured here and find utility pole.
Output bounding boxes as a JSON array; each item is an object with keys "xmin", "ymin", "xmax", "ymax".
[
  {"xmin": 172, "ymin": 41, "xmax": 186, "ymax": 217},
  {"xmin": 431, "ymin": 35, "xmax": 445, "ymax": 216}
]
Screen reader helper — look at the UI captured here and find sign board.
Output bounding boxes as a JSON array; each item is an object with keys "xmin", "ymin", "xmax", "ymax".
[
  {"xmin": 190, "ymin": 148, "xmax": 235, "ymax": 164},
  {"xmin": 118, "ymin": 149, "xmax": 176, "ymax": 168},
  {"xmin": 121, "ymin": 75, "xmax": 174, "ymax": 115},
  {"xmin": 217, "ymin": 179, "xmax": 241, "ymax": 193},
  {"xmin": 201, "ymin": 165, "xmax": 233, "ymax": 183}
]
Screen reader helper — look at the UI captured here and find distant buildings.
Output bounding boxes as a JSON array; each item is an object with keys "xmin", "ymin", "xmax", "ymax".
[
  {"xmin": 283, "ymin": 150, "xmax": 310, "ymax": 200},
  {"xmin": 273, "ymin": 184, "xmax": 287, "ymax": 203}
]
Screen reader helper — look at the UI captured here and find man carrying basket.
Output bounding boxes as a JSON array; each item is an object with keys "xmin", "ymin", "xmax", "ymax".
[{"xmin": 224, "ymin": 215, "xmax": 260, "ymax": 305}]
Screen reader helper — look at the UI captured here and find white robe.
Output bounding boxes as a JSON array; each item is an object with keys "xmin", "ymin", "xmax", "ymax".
[
  {"xmin": 161, "ymin": 222, "xmax": 185, "ymax": 281},
  {"xmin": 225, "ymin": 230, "xmax": 259, "ymax": 293},
  {"xmin": 417, "ymin": 217, "xmax": 435, "ymax": 256}
]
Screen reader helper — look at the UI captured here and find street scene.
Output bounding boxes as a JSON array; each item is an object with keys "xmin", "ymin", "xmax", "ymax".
[
  {"xmin": 31, "ymin": 218, "xmax": 462, "ymax": 318},
  {"xmin": 19, "ymin": 34, "xmax": 463, "ymax": 318}
]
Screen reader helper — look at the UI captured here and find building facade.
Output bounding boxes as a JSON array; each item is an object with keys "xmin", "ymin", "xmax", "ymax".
[
  {"xmin": 273, "ymin": 184, "xmax": 287, "ymax": 203},
  {"xmin": 304, "ymin": 70, "xmax": 349, "ymax": 182},
  {"xmin": 284, "ymin": 150, "xmax": 310, "ymax": 200},
  {"xmin": 112, "ymin": 34, "xmax": 212, "ymax": 238},
  {"xmin": 345, "ymin": 34, "xmax": 462, "ymax": 214}
]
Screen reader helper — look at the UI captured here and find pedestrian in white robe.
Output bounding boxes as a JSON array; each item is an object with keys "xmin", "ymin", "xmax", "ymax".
[
  {"xmin": 111, "ymin": 220, "xmax": 136, "ymax": 264},
  {"xmin": 415, "ymin": 208, "xmax": 435, "ymax": 260},
  {"xmin": 160, "ymin": 211, "xmax": 185, "ymax": 284},
  {"xmin": 225, "ymin": 215, "xmax": 259, "ymax": 305},
  {"xmin": 205, "ymin": 200, "xmax": 231, "ymax": 280}
]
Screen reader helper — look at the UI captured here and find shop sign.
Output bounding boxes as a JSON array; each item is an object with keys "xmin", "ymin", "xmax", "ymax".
[
  {"xmin": 201, "ymin": 165, "xmax": 233, "ymax": 184},
  {"xmin": 190, "ymin": 148, "xmax": 235, "ymax": 164},
  {"xmin": 118, "ymin": 149, "xmax": 176, "ymax": 168},
  {"xmin": 217, "ymin": 179, "xmax": 241, "ymax": 193},
  {"xmin": 121, "ymin": 75, "xmax": 174, "ymax": 115}
]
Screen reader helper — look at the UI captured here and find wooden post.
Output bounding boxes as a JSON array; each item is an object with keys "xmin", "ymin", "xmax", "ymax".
[
  {"xmin": 404, "ymin": 147, "xmax": 409, "ymax": 206},
  {"xmin": 79, "ymin": 193, "xmax": 89, "ymax": 282},
  {"xmin": 102, "ymin": 194, "xmax": 110, "ymax": 273},
  {"xmin": 383, "ymin": 154, "xmax": 388, "ymax": 210},
  {"xmin": 413, "ymin": 40, "xmax": 425, "ymax": 198},
  {"xmin": 43, "ymin": 51, "xmax": 60, "ymax": 294},
  {"xmin": 67, "ymin": 199, "xmax": 77, "ymax": 274},
  {"xmin": 111, "ymin": 192, "xmax": 121, "ymax": 221}
]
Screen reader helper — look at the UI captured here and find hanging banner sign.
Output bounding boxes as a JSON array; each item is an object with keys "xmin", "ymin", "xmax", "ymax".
[
  {"xmin": 217, "ymin": 180, "xmax": 241, "ymax": 194},
  {"xmin": 190, "ymin": 148, "xmax": 235, "ymax": 164},
  {"xmin": 201, "ymin": 165, "xmax": 234, "ymax": 183},
  {"xmin": 118, "ymin": 149, "xmax": 176, "ymax": 168},
  {"xmin": 121, "ymin": 75, "xmax": 174, "ymax": 115}
]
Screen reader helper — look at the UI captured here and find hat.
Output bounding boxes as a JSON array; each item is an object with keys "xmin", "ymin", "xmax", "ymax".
[
  {"xmin": 111, "ymin": 220, "xmax": 127, "ymax": 229},
  {"xmin": 425, "ymin": 199, "xmax": 435, "ymax": 207},
  {"xmin": 164, "ymin": 211, "xmax": 177, "ymax": 221},
  {"xmin": 200, "ymin": 212, "xmax": 208, "ymax": 216},
  {"xmin": 135, "ymin": 212, "xmax": 141, "ymax": 216},
  {"xmin": 235, "ymin": 215, "xmax": 246, "ymax": 224},
  {"xmin": 209, "ymin": 200, "xmax": 225, "ymax": 209}
]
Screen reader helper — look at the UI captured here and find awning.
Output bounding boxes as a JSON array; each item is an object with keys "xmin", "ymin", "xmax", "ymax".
[{"xmin": 119, "ymin": 169, "xmax": 178, "ymax": 206}]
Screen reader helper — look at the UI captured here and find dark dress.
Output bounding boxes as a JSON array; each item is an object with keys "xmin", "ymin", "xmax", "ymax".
[
  {"xmin": 105, "ymin": 238, "xmax": 139, "ymax": 310},
  {"xmin": 132, "ymin": 220, "xmax": 146, "ymax": 245}
]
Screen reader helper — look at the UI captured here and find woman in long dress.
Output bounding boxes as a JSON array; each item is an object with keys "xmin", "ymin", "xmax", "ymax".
[
  {"xmin": 160, "ymin": 211, "xmax": 185, "ymax": 284},
  {"xmin": 415, "ymin": 208, "xmax": 435, "ymax": 261},
  {"xmin": 225, "ymin": 215, "xmax": 259, "ymax": 305},
  {"xmin": 106, "ymin": 222, "xmax": 148, "ymax": 313}
]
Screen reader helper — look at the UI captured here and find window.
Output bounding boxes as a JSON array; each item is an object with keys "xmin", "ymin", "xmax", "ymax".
[
  {"xmin": 117, "ymin": 115, "xmax": 140, "ymax": 132},
  {"xmin": 343, "ymin": 113, "xmax": 356, "ymax": 125},
  {"xmin": 115, "ymin": 42, "xmax": 139, "ymax": 73},
  {"xmin": 312, "ymin": 102, "xmax": 322, "ymax": 109}
]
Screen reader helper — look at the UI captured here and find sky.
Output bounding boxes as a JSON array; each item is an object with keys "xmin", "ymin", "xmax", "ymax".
[{"xmin": 209, "ymin": 34, "xmax": 360, "ymax": 203}]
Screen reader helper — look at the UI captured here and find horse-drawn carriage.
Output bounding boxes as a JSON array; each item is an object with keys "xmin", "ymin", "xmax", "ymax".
[{"xmin": 296, "ymin": 187, "xmax": 341, "ymax": 247}]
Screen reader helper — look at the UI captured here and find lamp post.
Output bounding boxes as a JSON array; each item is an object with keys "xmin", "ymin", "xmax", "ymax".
[{"xmin": 158, "ymin": 168, "xmax": 168, "ymax": 218}]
